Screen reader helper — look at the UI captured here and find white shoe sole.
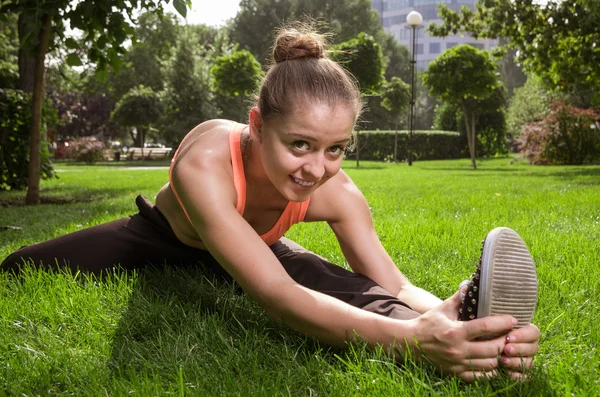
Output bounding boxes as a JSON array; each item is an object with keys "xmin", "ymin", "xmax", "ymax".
[{"xmin": 477, "ymin": 227, "xmax": 538, "ymax": 328}]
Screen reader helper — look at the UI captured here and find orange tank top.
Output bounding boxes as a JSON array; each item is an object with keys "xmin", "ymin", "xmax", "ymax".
[{"xmin": 169, "ymin": 121, "xmax": 310, "ymax": 246}]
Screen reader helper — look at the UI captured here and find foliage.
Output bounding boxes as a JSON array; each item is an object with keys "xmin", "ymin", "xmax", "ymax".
[
  {"xmin": 159, "ymin": 33, "xmax": 218, "ymax": 147},
  {"xmin": 2, "ymin": 0, "xmax": 189, "ymax": 204},
  {"xmin": 381, "ymin": 77, "xmax": 410, "ymax": 117},
  {"xmin": 428, "ymin": 0, "xmax": 600, "ymax": 105},
  {"xmin": 0, "ymin": 89, "xmax": 56, "ymax": 191},
  {"xmin": 506, "ymin": 74, "xmax": 559, "ymax": 140},
  {"xmin": 380, "ymin": 34, "xmax": 410, "ymax": 83},
  {"xmin": 434, "ymin": 103, "xmax": 458, "ymax": 132},
  {"xmin": 111, "ymin": 86, "xmax": 163, "ymax": 128},
  {"xmin": 435, "ymin": 88, "xmax": 508, "ymax": 158},
  {"xmin": 380, "ymin": 77, "xmax": 410, "ymax": 125},
  {"xmin": 231, "ymin": 0, "xmax": 383, "ymax": 63},
  {"xmin": 332, "ymin": 32, "xmax": 384, "ymax": 95},
  {"xmin": 0, "ymin": 13, "xmax": 19, "ymax": 89},
  {"xmin": 211, "ymin": 50, "xmax": 263, "ymax": 98},
  {"xmin": 347, "ymin": 130, "xmax": 463, "ymax": 162},
  {"xmin": 108, "ymin": 12, "xmax": 181, "ymax": 101},
  {"xmin": 111, "ymin": 85, "xmax": 163, "ymax": 149},
  {"xmin": 517, "ymin": 101, "xmax": 600, "ymax": 165},
  {"xmin": 474, "ymin": 88, "xmax": 508, "ymax": 157},
  {"xmin": 49, "ymin": 89, "xmax": 120, "ymax": 142},
  {"xmin": 421, "ymin": 45, "xmax": 500, "ymax": 168},
  {"xmin": 65, "ymin": 136, "xmax": 106, "ymax": 164}
]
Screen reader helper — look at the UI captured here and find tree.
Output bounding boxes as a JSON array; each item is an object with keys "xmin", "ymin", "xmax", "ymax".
[
  {"xmin": 0, "ymin": 0, "xmax": 189, "ymax": 204},
  {"xmin": 111, "ymin": 85, "xmax": 163, "ymax": 155},
  {"xmin": 506, "ymin": 74, "xmax": 559, "ymax": 140},
  {"xmin": 108, "ymin": 11, "xmax": 181, "ymax": 101},
  {"xmin": 230, "ymin": 0, "xmax": 295, "ymax": 62},
  {"xmin": 421, "ymin": 45, "xmax": 500, "ymax": 169},
  {"xmin": 160, "ymin": 32, "xmax": 217, "ymax": 147},
  {"xmin": 231, "ymin": 0, "xmax": 384, "ymax": 63},
  {"xmin": 332, "ymin": 32, "xmax": 384, "ymax": 95},
  {"xmin": 428, "ymin": 0, "xmax": 600, "ymax": 106},
  {"xmin": 211, "ymin": 50, "xmax": 263, "ymax": 122},
  {"xmin": 381, "ymin": 77, "xmax": 411, "ymax": 161},
  {"xmin": 380, "ymin": 34, "xmax": 411, "ymax": 83}
]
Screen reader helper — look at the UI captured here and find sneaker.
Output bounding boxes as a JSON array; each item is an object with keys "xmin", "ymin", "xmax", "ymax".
[{"xmin": 458, "ymin": 227, "xmax": 538, "ymax": 337}]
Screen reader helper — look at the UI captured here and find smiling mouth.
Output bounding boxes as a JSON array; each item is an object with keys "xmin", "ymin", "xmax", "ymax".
[{"xmin": 292, "ymin": 176, "xmax": 316, "ymax": 187}]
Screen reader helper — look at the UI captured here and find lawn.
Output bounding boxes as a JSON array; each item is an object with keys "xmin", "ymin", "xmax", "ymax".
[{"xmin": 0, "ymin": 158, "xmax": 598, "ymax": 396}]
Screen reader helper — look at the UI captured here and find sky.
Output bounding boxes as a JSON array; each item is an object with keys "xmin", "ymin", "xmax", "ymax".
[{"xmin": 165, "ymin": 0, "xmax": 241, "ymax": 26}]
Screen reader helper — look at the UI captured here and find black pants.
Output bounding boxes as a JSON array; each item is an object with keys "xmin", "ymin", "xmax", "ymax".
[{"xmin": 1, "ymin": 195, "xmax": 419, "ymax": 320}]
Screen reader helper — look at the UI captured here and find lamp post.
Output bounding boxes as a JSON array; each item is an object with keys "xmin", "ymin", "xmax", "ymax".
[{"xmin": 406, "ymin": 10, "xmax": 422, "ymax": 166}]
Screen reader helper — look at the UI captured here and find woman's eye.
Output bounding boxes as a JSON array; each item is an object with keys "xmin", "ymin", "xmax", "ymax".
[
  {"xmin": 328, "ymin": 145, "xmax": 345, "ymax": 155},
  {"xmin": 292, "ymin": 141, "xmax": 309, "ymax": 150}
]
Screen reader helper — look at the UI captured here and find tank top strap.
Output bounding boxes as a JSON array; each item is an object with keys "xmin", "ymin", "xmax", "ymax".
[{"xmin": 228, "ymin": 121, "xmax": 247, "ymax": 215}]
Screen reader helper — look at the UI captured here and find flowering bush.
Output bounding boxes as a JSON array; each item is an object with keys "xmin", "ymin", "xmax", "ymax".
[
  {"xmin": 517, "ymin": 101, "xmax": 600, "ymax": 165},
  {"xmin": 66, "ymin": 137, "xmax": 106, "ymax": 164}
]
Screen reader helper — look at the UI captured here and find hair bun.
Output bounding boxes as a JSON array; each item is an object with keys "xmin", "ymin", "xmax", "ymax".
[{"xmin": 272, "ymin": 27, "xmax": 326, "ymax": 63}]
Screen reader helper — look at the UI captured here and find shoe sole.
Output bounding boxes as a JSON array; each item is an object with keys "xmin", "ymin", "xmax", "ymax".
[{"xmin": 478, "ymin": 227, "xmax": 538, "ymax": 328}]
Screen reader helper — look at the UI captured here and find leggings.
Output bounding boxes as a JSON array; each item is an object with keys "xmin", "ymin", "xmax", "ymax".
[{"xmin": 1, "ymin": 195, "xmax": 419, "ymax": 320}]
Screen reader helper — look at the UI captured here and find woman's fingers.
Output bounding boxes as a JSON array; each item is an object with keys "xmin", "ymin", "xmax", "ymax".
[
  {"xmin": 457, "ymin": 369, "xmax": 499, "ymax": 383},
  {"xmin": 501, "ymin": 355, "xmax": 534, "ymax": 370},
  {"xmin": 462, "ymin": 315, "xmax": 516, "ymax": 341},
  {"xmin": 503, "ymin": 340, "xmax": 539, "ymax": 359},
  {"xmin": 506, "ymin": 323, "xmax": 541, "ymax": 344},
  {"xmin": 465, "ymin": 336, "xmax": 506, "ymax": 359}
]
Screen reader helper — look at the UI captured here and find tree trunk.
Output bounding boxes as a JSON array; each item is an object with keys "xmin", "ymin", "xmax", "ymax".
[
  {"xmin": 17, "ymin": 13, "xmax": 35, "ymax": 93},
  {"xmin": 140, "ymin": 127, "xmax": 145, "ymax": 159},
  {"xmin": 25, "ymin": 14, "xmax": 52, "ymax": 205},
  {"xmin": 462, "ymin": 104, "xmax": 477, "ymax": 170}
]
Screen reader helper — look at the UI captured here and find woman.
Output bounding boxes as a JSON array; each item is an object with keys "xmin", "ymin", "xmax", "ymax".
[{"xmin": 2, "ymin": 25, "xmax": 540, "ymax": 382}]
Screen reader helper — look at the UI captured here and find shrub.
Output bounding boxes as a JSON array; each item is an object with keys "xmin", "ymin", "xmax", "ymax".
[
  {"xmin": 346, "ymin": 130, "xmax": 463, "ymax": 161},
  {"xmin": 66, "ymin": 137, "xmax": 107, "ymax": 164},
  {"xmin": 517, "ymin": 101, "xmax": 600, "ymax": 165},
  {"xmin": 0, "ymin": 88, "xmax": 57, "ymax": 191}
]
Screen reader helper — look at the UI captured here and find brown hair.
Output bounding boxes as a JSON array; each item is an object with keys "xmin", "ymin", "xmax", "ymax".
[{"xmin": 256, "ymin": 23, "xmax": 363, "ymax": 124}]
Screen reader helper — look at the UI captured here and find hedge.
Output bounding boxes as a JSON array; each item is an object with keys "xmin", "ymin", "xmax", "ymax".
[
  {"xmin": 346, "ymin": 130, "xmax": 466, "ymax": 161},
  {"xmin": 0, "ymin": 88, "xmax": 56, "ymax": 191}
]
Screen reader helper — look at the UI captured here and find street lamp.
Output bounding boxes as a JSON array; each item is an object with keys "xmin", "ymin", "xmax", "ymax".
[{"xmin": 406, "ymin": 10, "xmax": 423, "ymax": 166}]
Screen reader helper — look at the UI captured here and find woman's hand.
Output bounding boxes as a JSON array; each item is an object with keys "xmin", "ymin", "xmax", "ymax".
[
  {"xmin": 408, "ymin": 291, "xmax": 522, "ymax": 382},
  {"xmin": 501, "ymin": 324, "xmax": 540, "ymax": 379}
]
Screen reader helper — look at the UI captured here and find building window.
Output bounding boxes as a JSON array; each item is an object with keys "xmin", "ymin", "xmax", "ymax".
[
  {"xmin": 446, "ymin": 42, "xmax": 457, "ymax": 49},
  {"xmin": 416, "ymin": 60, "xmax": 429, "ymax": 70},
  {"xmin": 429, "ymin": 42, "xmax": 441, "ymax": 54},
  {"xmin": 416, "ymin": 43, "xmax": 424, "ymax": 54},
  {"xmin": 469, "ymin": 43, "xmax": 485, "ymax": 50}
]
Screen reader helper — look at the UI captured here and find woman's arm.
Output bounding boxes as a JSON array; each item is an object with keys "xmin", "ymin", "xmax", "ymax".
[
  {"xmin": 171, "ymin": 148, "xmax": 518, "ymax": 382},
  {"xmin": 309, "ymin": 171, "xmax": 441, "ymax": 313}
]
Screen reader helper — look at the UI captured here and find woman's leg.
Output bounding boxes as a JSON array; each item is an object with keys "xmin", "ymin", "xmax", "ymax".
[
  {"xmin": 1, "ymin": 195, "xmax": 228, "ymax": 279},
  {"xmin": 271, "ymin": 237, "xmax": 420, "ymax": 320}
]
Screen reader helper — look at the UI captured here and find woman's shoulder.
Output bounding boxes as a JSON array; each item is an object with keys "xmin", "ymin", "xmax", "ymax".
[
  {"xmin": 305, "ymin": 169, "xmax": 365, "ymax": 223},
  {"xmin": 175, "ymin": 119, "xmax": 242, "ymax": 166}
]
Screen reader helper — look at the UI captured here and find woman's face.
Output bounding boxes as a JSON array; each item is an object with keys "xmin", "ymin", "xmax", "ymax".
[{"xmin": 256, "ymin": 103, "xmax": 355, "ymax": 202}]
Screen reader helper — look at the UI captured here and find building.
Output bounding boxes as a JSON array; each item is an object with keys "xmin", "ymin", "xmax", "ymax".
[{"xmin": 371, "ymin": 0, "xmax": 498, "ymax": 69}]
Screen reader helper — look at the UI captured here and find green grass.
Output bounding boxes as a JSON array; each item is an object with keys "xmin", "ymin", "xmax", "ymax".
[{"xmin": 1, "ymin": 158, "xmax": 599, "ymax": 396}]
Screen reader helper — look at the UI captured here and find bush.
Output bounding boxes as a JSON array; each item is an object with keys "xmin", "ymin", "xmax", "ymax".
[
  {"xmin": 0, "ymin": 89, "xmax": 57, "ymax": 191},
  {"xmin": 346, "ymin": 130, "xmax": 463, "ymax": 161},
  {"xmin": 66, "ymin": 137, "xmax": 107, "ymax": 164},
  {"xmin": 517, "ymin": 101, "xmax": 600, "ymax": 165}
]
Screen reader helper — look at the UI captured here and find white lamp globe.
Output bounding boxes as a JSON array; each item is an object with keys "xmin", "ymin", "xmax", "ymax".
[{"xmin": 406, "ymin": 11, "xmax": 423, "ymax": 26}]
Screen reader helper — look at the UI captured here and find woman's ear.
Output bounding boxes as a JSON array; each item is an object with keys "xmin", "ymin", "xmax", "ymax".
[{"xmin": 249, "ymin": 107, "xmax": 263, "ymax": 142}]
